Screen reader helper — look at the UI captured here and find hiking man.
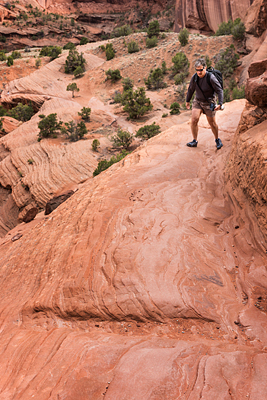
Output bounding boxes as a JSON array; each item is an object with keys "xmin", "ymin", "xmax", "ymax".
[{"xmin": 186, "ymin": 58, "xmax": 224, "ymax": 149}]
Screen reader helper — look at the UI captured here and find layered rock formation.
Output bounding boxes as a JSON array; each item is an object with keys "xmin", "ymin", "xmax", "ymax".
[{"xmin": 175, "ymin": 0, "xmax": 253, "ymax": 32}]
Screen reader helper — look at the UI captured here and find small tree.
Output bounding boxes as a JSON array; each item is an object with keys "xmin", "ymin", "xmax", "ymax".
[
  {"xmin": 161, "ymin": 61, "xmax": 167, "ymax": 74},
  {"xmin": 80, "ymin": 37, "xmax": 89, "ymax": 45},
  {"xmin": 61, "ymin": 120, "xmax": 87, "ymax": 141},
  {"xmin": 128, "ymin": 40, "xmax": 139, "ymax": 53},
  {"xmin": 78, "ymin": 107, "xmax": 91, "ymax": 120},
  {"xmin": 7, "ymin": 56, "xmax": 13, "ymax": 67},
  {"xmin": 146, "ymin": 36, "xmax": 158, "ymax": 48},
  {"xmin": 178, "ymin": 28, "xmax": 189, "ymax": 46},
  {"xmin": 11, "ymin": 50, "xmax": 21, "ymax": 59},
  {"xmin": 145, "ymin": 68, "xmax": 167, "ymax": 90},
  {"xmin": 74, "ymin": 66, "xmax": 84, "ymax": 78},
  {"xmin": 38, "ymin": 113, "xmax": 63, "ymax": 140},
  {"xmin": 172, "ymin": 52, "xmax": 189, "ymax": 75},
  {"xmin": 67, "ymin": 83, "xmax": 80, "ymax": 98},
  {"xmin": 92, "ymin": 139, "xmax": 100, "ymax": 151},
  {"xmin": 123, "ymin": 87, "xmax": 153, "ymax": 119},
  {"xmin": 170, "ymin": 102, "xmax": 180, "ymax": 115},
  {"xmin": 147, "ymin": 20, "xmax": 160, "ymax": 38},
  {"xmin": 231, "ymin": 21, "xmax": 246, "ymax": 40},
  {"xmin": 135, "ymin": 122, "xmax": 161, "ymax": 140},
  {"xmin": 63, "ymin": 42, "xmax": 76, "ymax": 50},
  {"xmin": 8, "ymin": 102, "xmax": 34, "ymax": 122},
  {"xmin": 111, "ymin": 128, "xmax": 133, "ymax": 150},
  {"xmin": 214, "ymin": 45, "xmax": 239, "ymax": 78},
  {"xmin": 112, "ymin": 24, "xmax": 132, "ymax": 38},
  {"xmin": 65, "ymin": 49, "xmax": 86, "ymax": 74},
  {"xmin": 122, "ymin": 77, "xmax": 134, "ymax": 91},
  {"xmin": 0, "ymin": 51, "xmax": 6, "ymax": 61},
  {"xmin": 105, "ymin": 43, "xmax": 115, "ymax": 61},
  {"xmin": 105, "ymin": 69, "xmax": 122, "ymax": 83}
]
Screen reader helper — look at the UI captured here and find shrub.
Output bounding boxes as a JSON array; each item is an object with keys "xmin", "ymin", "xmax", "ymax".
[
  {"xmin": 123, "ymin": 87, "xmax": 153, "ymax": 119},
  {"xmin": 147, "ymin": 20, "xmax": 160, "ymax": 38},
  {"xmin": 74, "ymin": 66, "xmax": 84, "ymax": 78},
  {"xmin": 144, "ymin": 68, "xmax": 167, "ymax": 90},
  {"xmin": 39, "ymin": 46, "xmax": 62, "ymax": 60},
  {"xmin": 122, "ymin": 77, "xmax": 134, "ymax": 91},
  {"xmin": 172, "ymin": 52, "xmax": 189, "ymax": 75},
  {"xmin": 38, "ymin": 113, "xmax": 63, "ymax": 140},
  {"xmin": 128, "ymin": 40, "xmax": 139, "ymax": 53},
  {"xmin": 0, "ymin": 51, "xmax": 6, "ymax": 61},
  {"xmin": 146, "ymin": 36, "xmax": 158, "ymax": 48},
  {"xmin": 11, "ymin": 50, "xmax": 21, "ymax": 59},
  {"xmin": 232, "ymin": 85, "xmax": 245, "ymax": 99},
  {"xmin": 61, "ymin": 120, "xmax": 87, "ymax": 142},
  {"xmin": 93, "ymin": 150, "xmax": 129, "ymax": 176},
  {"xmin": 71, "ymin": 18, "xmax": 75, "ymax": 26},
  {"xmin": 65, "ymin": 49, "xmax": 86, "ymax": 74},
  {"xmin": 135, "ymin": 122, "xmax": 160, "ymax": 140},
  {"xmin": 178, "ymin": 28, "xmax": 189, "ymax": 46},
  {"xmin": 170, "ymin": 102, "xmax": 180, "ymax": 115},
  {"xmin": 111, "ymin": 128, "xmax": 133, "ymax": 149},
  {"xmin": 105, "ymin": 43, "xmax": 115, "ymax": 60},
  {"xmin": 214, "ymin": 45, "xmax": 239, "ymax": 78},
  {"xmin": 35, "ymin": 58, "xmax": 41, "ymax": 68},
  {"xmin": 78, "ymin": 107, "xmax": 91, "ymax": 120},
  {"xmin": 63, "ymin": 42, "xmax": 76, "ymax": 50},
  {"xmin": 112, "ymin": 24, "xmax": 132, "ymax": 37},
  {"xmin": 27, "ymin": 159, "xmax": 34, "ymax": 164},
  {"xmin": 215, "ymin": 18, "xmax": 246, "ymax": 40},
  {"xmin": 49, "ymin": 46, "xmax": 62, "ymax": 60},
  {"xmin": 7, "ymin": 102, "xmax": 34, "ymax": 122},
  {"xmin": 80, "ymin": 37, "xmax": 89, "ymax": 45},
  {"xmin": 161, "ymin": 61, "xmax": 167, "ymax": 74},
  {"xmin": 105, "ymin": 69, "xmax": 122, "ymax": 83},
  {"xmin": 7, "ymin": 56, "xmax": 13, "ymax": 67},
  {"xmin": 215, "ymin": 20, "xmax": 233, "ymax": 36},
  {"xmin": 223, "ymin": 88, "xmax": 231, "ymax": 102},
  {"xmin": 66, "ymin": 83, "xmax": 79, "ymax": 97},
  {"xmin": 162, "ymin": 113, "xmax": 168, "ymax": 118},
  {"xmin": 231, "ymin": 21, "xmax": 245, "ymax": 40},
  {"xmin": 92, "ymin": 139, "xmax": 100, "ymax": 151},
  {"xmin": 174, "ymin": 72, "xmax": 187, "ymax": 85},
  {"xmin": 0, "ymin": 35, "xmax": 6, "ymax": 43}
]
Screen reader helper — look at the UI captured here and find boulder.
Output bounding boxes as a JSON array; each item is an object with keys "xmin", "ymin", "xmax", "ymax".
[
  {"xmin": 246, "ymin": 58, "xmax": 267, "ymax": 107},
  {"xmin": 22, "ymin": 207, "xmax": 39, "ymax": 223}
]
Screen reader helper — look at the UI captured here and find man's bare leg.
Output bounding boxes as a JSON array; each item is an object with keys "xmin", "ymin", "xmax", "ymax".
[
  {"xmin": 206, "ymin": 116, "xmax": 219, "ymax": 139},
  {"xmin": 191, "ymin": 108, "xmax": 202, "ymax": 140}
]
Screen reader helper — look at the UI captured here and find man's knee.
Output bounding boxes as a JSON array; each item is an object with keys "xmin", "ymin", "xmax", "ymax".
[
  {"xmin": 191, "ymin": 117, "xmax": 199, "ymax": 127},
  {"xmin": 208, "ymin": 118, "xmax": 218, "ymax": 129}
]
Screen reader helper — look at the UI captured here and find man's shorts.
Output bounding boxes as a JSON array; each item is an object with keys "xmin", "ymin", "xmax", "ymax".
[{"xmin": 192, "ymin": 98, "xmax": 216, "ymax": 118}]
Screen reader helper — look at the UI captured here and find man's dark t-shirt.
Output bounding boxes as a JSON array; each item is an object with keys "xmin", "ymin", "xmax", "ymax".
[{"xmin": 186, "ymin": 73, "xmax": 223, "ymax": 104}]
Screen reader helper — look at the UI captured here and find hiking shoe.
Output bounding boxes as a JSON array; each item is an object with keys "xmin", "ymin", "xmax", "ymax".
[
  {"xmin": 187, "ymin": 139, "xmax": 198, "ymax": 147},
  {"xmin": 215, "ymin": 138, "xmax": 223, "ymax": 150}
]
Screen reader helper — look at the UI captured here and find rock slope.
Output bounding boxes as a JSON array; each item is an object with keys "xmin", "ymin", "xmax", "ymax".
[{"xmin": 0, "ymin": 99, "xmax": 267, "ymax": 399}]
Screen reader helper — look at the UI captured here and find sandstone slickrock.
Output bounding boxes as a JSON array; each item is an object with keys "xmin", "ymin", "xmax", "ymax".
[
  {"xmin": 1, "ymin": 100, "xmax": 267, "ymax": 398},
  {"xmin": 45, "ymin": 190, "xmax": 75, "ymax": 215}
]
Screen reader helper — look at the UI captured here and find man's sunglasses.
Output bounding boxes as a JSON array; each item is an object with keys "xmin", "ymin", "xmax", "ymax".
[{"xmin": 195, "ymin": 68, "xmax": 205, "ymax": 72}]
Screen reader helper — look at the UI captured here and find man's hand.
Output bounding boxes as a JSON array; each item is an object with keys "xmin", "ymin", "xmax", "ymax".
[
  {"xmin": 186, "ymin": 102, "xmax": 190, "ymax": 110},
  {"xmin": 214, "ymin": 104, "xmax": 221, "ymax": 111}
]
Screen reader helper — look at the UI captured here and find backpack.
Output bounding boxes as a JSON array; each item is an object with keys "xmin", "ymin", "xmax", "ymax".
[{"xmin": 194, "ymin": 67, "xmax": 223, "ymax": 90}]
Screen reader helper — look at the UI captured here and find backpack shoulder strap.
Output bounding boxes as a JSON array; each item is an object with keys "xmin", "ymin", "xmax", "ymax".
[{"xmin": 206, "ymin": 71, "xmax": 212, "ymax": 89}]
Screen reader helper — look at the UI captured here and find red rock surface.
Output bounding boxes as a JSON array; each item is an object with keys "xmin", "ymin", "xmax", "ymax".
[{"xmin": 1, "ymin": 99, "xmax": 267, "ymax": 398}]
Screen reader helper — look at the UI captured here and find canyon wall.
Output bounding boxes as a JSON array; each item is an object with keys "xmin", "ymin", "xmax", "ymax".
[{"xmin": 175, "ymin": 0, "xmax": 254, "ymax": 32}]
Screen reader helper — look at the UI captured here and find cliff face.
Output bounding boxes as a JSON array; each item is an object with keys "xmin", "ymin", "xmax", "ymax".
[{"xmin": 175, "ymin": 0, "xmax": 254, "ymax": 32}]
